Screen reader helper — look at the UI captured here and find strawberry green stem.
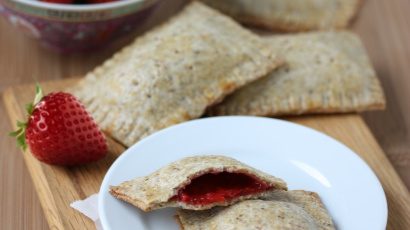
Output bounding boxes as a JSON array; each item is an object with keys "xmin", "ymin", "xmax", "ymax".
[{"xmin": 10, "ymin": 84, "xmax": 44, "ymax": 150}]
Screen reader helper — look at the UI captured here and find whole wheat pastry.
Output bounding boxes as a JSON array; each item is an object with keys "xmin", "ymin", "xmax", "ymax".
[
  {"xmin": 208, "ymin": 31, "xmax": 385, "ymax": 116},
  {"xmin": 176, "ymin": 190, "xmax": 335, "ymax": 230},
  {"xmin": 70, "ymin": 2, "xmax": 282, "ymax": 147},
  {"xmin": 201, "ymin": 0, "xmax": 362, "ymax": 32},
  {"xmin": 110, "ymin": 155, "xmax": 287, "ymax": 211}
]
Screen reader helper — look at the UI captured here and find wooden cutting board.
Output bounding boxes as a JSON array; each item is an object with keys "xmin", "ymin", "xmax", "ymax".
[{"xmin": 3, "ymin": 79, "xmax": 410, "ymax": 230}]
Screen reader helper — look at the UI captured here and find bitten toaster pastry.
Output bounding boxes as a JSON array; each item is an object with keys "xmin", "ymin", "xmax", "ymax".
[
  {"xmin": 70, "ymin": 1, "xmax": 282, "ymax": 147},
  {"xmin": 208, "ymin": 31, "xmax": 385, "ymax": 116},
  {"xmin": 176, "ymin": 190, "xmax": 335, "ymax": 230},
  {"xmin": 109, "ymin": 155, "xmax": 287, "ymax": 211},
  {"xmin": 202, "ymin": 0, "xmax": 362, "ymax": 32}
]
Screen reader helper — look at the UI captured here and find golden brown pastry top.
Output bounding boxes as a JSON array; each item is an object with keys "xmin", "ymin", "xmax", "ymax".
[
  {"xmin": 70, "ymin": 1, "xmax": 282, "ymax": 147},
  {"xmin": 208, "ymin": 31, "xmax": 385, "ymax": 116},
  {"xmin": 176, "ymin": 190, "xmax": 335, "ymax": 230},
  {"xmin": 202, "ymin": 0, "xmax": 362, "ymax": 31},
  {"xmin": 110, "ymin": 155, "xmax": 287, "ymax": 211}
]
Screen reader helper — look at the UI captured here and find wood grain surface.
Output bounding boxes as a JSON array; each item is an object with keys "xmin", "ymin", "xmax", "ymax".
[
  {"xmin": 4, "ymin": 80, "xmax": 410, "ymax": 230},
  {"xmin": 352, "ymin": 0, "xmax": 410, "ymax": 188},
  {"xmin": 0, "ymin": 0, "xmax": 409, "ymax": 229},
  {"xmin": 3, "ymin": 79, "xmax": 125, "ymax": 230}
]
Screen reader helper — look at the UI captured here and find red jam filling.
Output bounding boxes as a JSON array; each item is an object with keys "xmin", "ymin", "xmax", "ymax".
[{"xmin": 172, "ymin": 172, "xmax": 272, "ymax": 205}]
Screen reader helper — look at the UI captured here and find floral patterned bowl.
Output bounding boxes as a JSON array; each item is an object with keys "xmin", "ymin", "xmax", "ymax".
[{"xmin": 0, "ymin": 0, "xmax": 160, "ymax": 52}]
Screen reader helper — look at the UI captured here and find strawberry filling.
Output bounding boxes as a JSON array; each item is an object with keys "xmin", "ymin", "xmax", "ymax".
[{"xmin": 172, "ymin": 171, "xmax": 272, "ymax": 205}]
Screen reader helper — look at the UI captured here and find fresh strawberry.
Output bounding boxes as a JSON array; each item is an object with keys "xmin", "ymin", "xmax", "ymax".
[
  {"xmin": 40, "ymin": 0, "xmax": 74, "ymax": 4},
  {"xmin": 10, "ymin": 85, "xmax": 107, "ymax": 166}
]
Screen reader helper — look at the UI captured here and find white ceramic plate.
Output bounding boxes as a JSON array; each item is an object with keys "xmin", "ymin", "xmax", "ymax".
[{"xmin": 99, "ymin": 116, "xmax": 387, "ymax": 230}]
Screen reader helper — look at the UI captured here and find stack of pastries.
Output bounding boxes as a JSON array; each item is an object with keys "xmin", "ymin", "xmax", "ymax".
[
  {"xmin": 70, "ymin": 1, "xmax": 383, "ymax": 228},
  {"xmin": 71, "ymin": 1, "xmax": 384, "ymax": 147},
  {"xmin": 110, "ymin": 155, "xmax": 335, "ymax": 230}
]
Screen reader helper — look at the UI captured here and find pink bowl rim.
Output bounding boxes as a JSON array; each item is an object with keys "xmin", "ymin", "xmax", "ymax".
[{"xmin": 11, "ymin": 0, "xmax": 150, "ymax": 11}]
